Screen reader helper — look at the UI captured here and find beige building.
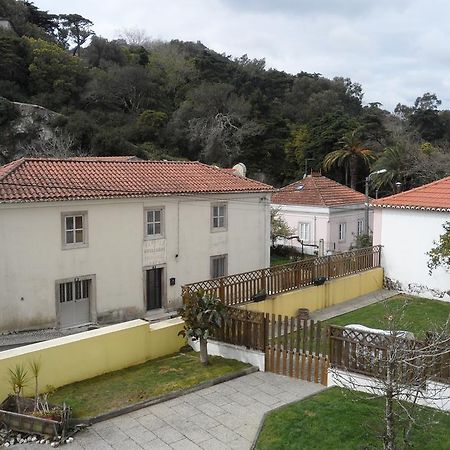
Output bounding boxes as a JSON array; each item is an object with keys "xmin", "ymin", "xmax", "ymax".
[{"xmin": 0, "ymin": 158, "xmax": 272, "ymax": 331}]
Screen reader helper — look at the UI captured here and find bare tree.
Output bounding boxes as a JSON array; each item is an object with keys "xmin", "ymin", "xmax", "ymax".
[
  {"xmin": 116, "ymin": 28, "xmax": 151, "ymax": 47},
  {"xmin": 330, "ymin": 304, "xmax": 450, "ymax": 450},
  {"xmin": 18, "ymin": 131, "xmax": 83, "ymax": 158}
]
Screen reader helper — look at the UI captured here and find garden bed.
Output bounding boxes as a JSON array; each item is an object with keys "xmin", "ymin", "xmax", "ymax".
[
  {"xmin": 0, "ymin": 395, "xmax": 68, "ymax": 438},
  {"xmin": 49, "ymin": 351, "xmax": 251, "ymax": 419}
]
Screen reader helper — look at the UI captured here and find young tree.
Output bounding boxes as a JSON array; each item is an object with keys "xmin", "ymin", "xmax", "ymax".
[
  {"xmin": 427, "ymin": 222, "xmax": 450, "ymax": 274},
  {"xmin": 178, "ymin": 291, "xmax": 227, "ymax": 365},
  {"xmin": 331, "ymin": 304, "xmax": 450, "ymax": 450},
  {"xmin": 271, "ymin": 207, "xmax": 293, "ymax": 246}
]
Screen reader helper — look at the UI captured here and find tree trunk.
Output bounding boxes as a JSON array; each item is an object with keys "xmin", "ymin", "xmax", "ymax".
[
  {"xmin": 384, "ymin": 390, "xmax": 396, "ymax": 450},
  {"xmin": 384, "ymin": 350, "xmax": 396, "ymax": 450},
  {"xmin": 199, "ymin": 336, "xmax": 209, "ymax": 366},
  {"xmin": 350, "ymin": 156, "xmax": 358, "ymax": 190}
]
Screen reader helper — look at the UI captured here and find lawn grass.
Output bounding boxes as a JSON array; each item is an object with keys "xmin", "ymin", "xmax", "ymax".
[
  {"xmin": 49, "ymin": 352, "xmax": 250, "ymax": 418},
  {"xmin": 270, "ymin": 253, "xmax": 314, "ymax": 266},
  {"xmin": 255, "ymin": 388, "xmax": 450, "ymax": 450},
  {"xmin": 324, "ymin": 295, "xmax": 450, "ymax": 338},
  {"xmin": 270, "ymin": 254, "xmax": 292, "ymax": 266}
]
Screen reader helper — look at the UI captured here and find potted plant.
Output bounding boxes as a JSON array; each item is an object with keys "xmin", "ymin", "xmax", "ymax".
[{"xmin": 0, "ymin": 362, "xmax": 70, "ymax": 439}]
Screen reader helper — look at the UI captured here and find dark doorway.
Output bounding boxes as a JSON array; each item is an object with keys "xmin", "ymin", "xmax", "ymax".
[{"xmin": 146, "ymin": 268, "xmax": 163, "ymax": 310}]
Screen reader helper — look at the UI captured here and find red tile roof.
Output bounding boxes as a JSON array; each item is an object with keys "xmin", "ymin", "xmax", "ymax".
[
  {"xmin": 372, "ymin": 176, "xmax": 450, "ymax": 211},
  {"xmin": 272, "ymin": 174, "xmax": 366, "ymax": 207},
  {"xmin": 67, "ymin": 156, "xmax": 141, "ymax": 161},
  {"xmin": 0, "ymin": 158, "xmax": 273, "ymax": 203}
]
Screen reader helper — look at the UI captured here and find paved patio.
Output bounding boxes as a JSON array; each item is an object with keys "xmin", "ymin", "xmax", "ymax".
[{"xmin": 16, "ymin": 372, "xmax": 325, "ymax": 450}]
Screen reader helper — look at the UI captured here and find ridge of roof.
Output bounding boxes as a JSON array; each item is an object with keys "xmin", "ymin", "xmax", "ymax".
[
  {"xmin": 372, "ymin": 175, "xmax": 450, "ymax": 210},
  {"xmin": 311, "ymin": 175, "xmax": 328, "ymax": 206},
  {"xmin": 0, "ymin": 158, "xmax": 26, "ymax": 181}
]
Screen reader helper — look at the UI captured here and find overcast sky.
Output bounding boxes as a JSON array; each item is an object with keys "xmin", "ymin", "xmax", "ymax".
[{"xmin": 35, "ymin": 0, "xmax": 450, "ymax": 111}]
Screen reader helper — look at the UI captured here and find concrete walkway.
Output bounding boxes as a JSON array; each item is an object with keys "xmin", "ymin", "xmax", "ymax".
[
  {"xmin": 310, "ymin": 288, "xmax": 398, "ymax": 322},
  {"xmin": 18, "ymin": 372, "xmax": 325, "ymax": 450}
]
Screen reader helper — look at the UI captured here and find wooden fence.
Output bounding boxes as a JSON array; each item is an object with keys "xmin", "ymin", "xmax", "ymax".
[
  {"xmin": 265, "ymin": 315, "xmax": 328, "ymax": 385},
  {"xmin": 182, "ymin": 246, "xmax": 382, "ymax": 306},
  {"xmin": 213, "ymin": 307, "xmax": 266, "ymax": 352},
  {"xmin": 329, "ymin": 325, "xmax": 450, "ymax": 385},
  {"xmin": 213, "ymin": 307, "xmax": 329, "ymax": 385}
]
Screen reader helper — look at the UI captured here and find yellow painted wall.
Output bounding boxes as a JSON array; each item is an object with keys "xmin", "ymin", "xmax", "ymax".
[
  {"xmin": 242, "ymin": 268, "xmax": 384, "ymax": 317},
  {"xmin": 0, "ymin": 318, "xmax": 185, "ymax": 401}
]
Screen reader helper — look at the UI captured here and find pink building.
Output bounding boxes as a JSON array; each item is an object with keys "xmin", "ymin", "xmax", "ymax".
[{"xmin": 272, "ymin": 174, "xmax": 372, "ymax": 254}]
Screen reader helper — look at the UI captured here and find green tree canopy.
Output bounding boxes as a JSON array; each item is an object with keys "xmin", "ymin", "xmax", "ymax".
[{"xmin": 427, "ymin": 222, "xmax": 450, "ymax": 274}]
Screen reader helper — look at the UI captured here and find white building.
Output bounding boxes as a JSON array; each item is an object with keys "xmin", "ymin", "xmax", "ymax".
[
  {"xmin": 272, "ymin": 174, "xmax": 373, "ymax": 254},
  {"xmin": 0, "ymin": 157, "xmax": 272, "ymax": 331},
  {"xmin": 373, "ymin": 176, "xmax": 450, "ymax": 300}
]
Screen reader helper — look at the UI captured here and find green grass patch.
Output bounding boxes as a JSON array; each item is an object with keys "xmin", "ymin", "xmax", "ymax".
[
  {"xmin": 49, "ymin": 352, "xmax": 250, "ymax": 418},
  {"xmin": 270, "ymin": 254, "xmax": 293, "ymax": 266},
  {"xmin": 325, "ymin": 295, "xmax": 450, "ymax": 338},
  {"xmin": 255, "ymin": 388, "xmax": 450, "ymax": 450}
]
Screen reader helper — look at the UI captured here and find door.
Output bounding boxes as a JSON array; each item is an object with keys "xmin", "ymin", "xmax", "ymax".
[
  {"xmin": 58, "ymin": 278, "xmax": 91, "ymax": 328},
  {"xmin": 146, "ymin": 268, "xmax": 163, "ymax": 310}
]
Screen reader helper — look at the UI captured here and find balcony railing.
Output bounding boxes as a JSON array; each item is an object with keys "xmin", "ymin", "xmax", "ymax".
[{"xmin": 182, "ymin": 245, "xmax": 382, "ymax": 306}]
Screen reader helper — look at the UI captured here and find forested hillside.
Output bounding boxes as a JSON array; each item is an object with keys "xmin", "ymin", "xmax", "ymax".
[{"xmin": 1, "ymin": 0, "xmax": 449, "ymax": 193}]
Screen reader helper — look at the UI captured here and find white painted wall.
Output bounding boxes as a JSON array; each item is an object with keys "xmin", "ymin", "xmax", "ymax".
[
  {"xmin": 0, "ymin": 193, "xmax": 270, "ymax": 331},
  {"xmin": 275, "ymin": 203, "xmax": 372, "ymax": 254},
  {"xmin": 329, "ymin": 368, "xmax": 450, "ymax": 412},
  {"xmin": 374, "ymin": 208, "xmax": 450, "ymax": 299},
  {"xmin": 189, "ymin": 337, "xmax": 265, "ymax": 371}
]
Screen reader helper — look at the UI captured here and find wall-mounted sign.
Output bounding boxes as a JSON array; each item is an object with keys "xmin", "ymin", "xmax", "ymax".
[{"xmin": 143, "ymin": 239, "xmax": 167, "ymax": 267}]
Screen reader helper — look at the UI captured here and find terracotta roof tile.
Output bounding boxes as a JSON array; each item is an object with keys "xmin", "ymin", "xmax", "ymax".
[
  {"xmin": 272, "ymin": 174, "xmax": 366, "ymax": 207},
  {"xmin": 372, "ymin": 176, "xmax": 450, "ymax": 211},
  {"xmin": 0, "ymin": 158, "xmax": 273, "ymax": 203}
]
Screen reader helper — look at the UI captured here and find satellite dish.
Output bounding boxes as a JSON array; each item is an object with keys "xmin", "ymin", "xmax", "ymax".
[
  {"xmin": 232, "ymin": 163, "xmax": 247, "ymax": 177},
  {"xmin": 296, "ymin": 184, "xmax": 304, "ymax": 191}
]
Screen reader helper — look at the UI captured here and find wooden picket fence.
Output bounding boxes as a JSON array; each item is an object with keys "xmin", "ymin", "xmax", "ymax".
[
  {"xmin": 265, "ymin": 315, "xmax": 329, "ymax": 385},
  {"xmin": 213, "ymin": 306, "xmax": 329, "ymax": 385},
  {"xmin": 182, "ymin": 246, "xmax": 382, "ymax": 307},
  {"xmin": 212, "ymin": 307, "xmax": 266, "ymax": 352}
]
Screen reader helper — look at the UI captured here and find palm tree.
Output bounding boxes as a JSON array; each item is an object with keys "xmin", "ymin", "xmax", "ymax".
[
  {"xmin": 323, "ymin": 130, "xmax": 374, "ymax": 190},
  {"xmin": 370, "ymin": 145, "xmax": 408, "ymax": 192}
]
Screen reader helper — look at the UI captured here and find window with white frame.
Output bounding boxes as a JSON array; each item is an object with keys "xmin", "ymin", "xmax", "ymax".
[
  {"xmin": 298, "ymin": 222, "xmax": 311, "ymax": 242},
  {"xmin": 339, "ymin": 222, "xmax": 347, "ymax": 241},
  {"xmin": 63, "ymin": 213, "xmax": 87, "ymax": 247},
  {"xmin": 357, "ymin": 219, "xmax": 364, "ymax": 236},
  {"xmin": 211, "ymin": 203, "xmax": 227, "ymax": 230},
  {"xmin": 145, "ymin": 208, "xmax": 164, "ymax": 238},
  {"xmin": 211, "ymin": 254, "xmax": 228, "ymax": 278}
]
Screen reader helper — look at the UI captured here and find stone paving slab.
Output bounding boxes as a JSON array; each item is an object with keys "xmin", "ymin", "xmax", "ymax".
[{"xmin": 11, "ymin": 372, "xmax": 325, "ymax": 450}]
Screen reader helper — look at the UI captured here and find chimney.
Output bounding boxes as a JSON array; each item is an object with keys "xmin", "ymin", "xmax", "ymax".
[{"xmin": 395, "ymin": 182, "xmax": 402, "ymax": 193}]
